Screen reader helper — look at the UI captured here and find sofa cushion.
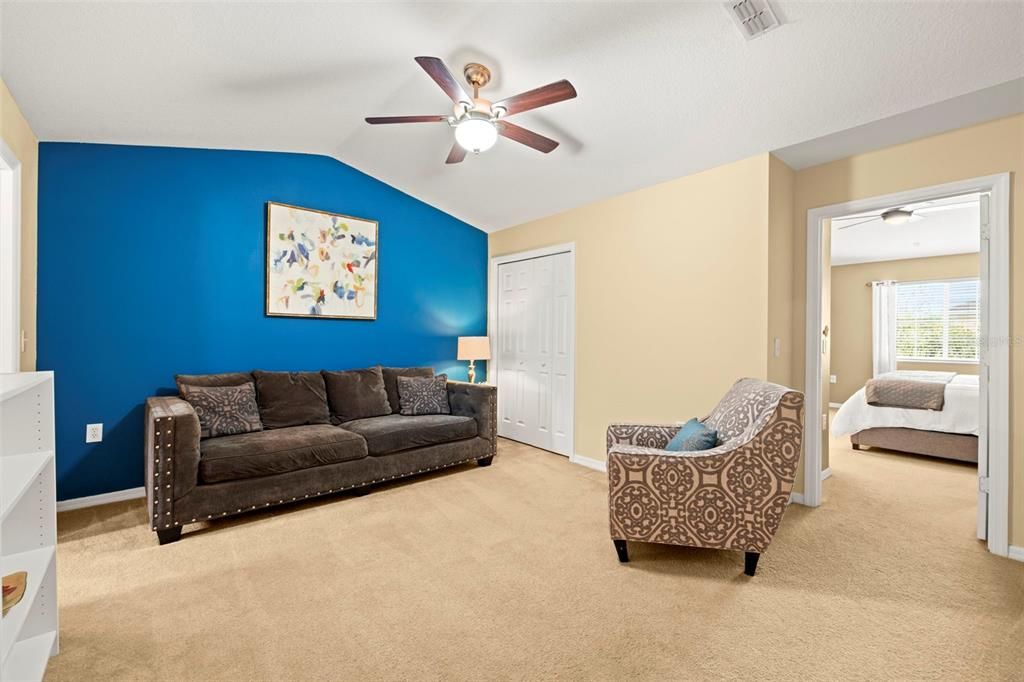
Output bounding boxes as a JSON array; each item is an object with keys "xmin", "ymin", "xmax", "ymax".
[
  {"xmin": 199, "ymin": 424, "xmax": 367, "ymax": 484},
  {"xmin": 180, "ymin": 382, "xmax": 263, "ymax": 438},
  {"xmin": 323, "ymin": 367, "xmax": 392, "ymax": 423},
  {"xmin": 380, "ymin": 366, "xmax": 434, "ymax": 414},
  {"xmin": 176, "ymin": 371, "xmax": 253, "ymax": 393},
  {"xmin": 252, "ymin": 370, "xmax": 330, "ymax": 429},
  {"xmin": 397, "ymin": 374, "xmax": 451, "ymax": 416},
  {"xmin": 340, "ymin": 414, "xmax": 477, "ymax": 456}
]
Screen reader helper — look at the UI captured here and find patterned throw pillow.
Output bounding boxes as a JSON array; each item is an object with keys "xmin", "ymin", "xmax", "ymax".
[
  {"xmin": 396, "ymin": 374, "xmax": 451, "ymax": 416},
  {"xmin": 180, "ymin": 383, "xmax": 263, "ymax": 438}
]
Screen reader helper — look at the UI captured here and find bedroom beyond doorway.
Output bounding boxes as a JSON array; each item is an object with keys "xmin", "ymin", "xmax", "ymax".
[{"xmin": 803, "ymin": 174, "xmax": 1011, "ymax": 558}]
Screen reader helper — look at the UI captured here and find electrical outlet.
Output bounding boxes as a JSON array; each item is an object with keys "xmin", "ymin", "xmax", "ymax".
[{"xmin": 86, "ymin": 423, "xmax": 103, "ymax": 443}]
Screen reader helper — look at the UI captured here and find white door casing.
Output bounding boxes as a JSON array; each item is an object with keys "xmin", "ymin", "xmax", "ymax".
[{"xmin": 976, "ymin": 192, "xmax": 990, "ymax": 540}]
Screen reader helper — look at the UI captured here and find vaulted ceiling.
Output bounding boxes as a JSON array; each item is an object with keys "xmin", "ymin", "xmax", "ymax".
[{"xmin": 2, "ymin": 2, "xmax": 1022, "ymax": 230}]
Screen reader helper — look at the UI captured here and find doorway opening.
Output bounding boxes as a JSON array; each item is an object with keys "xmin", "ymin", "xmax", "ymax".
[
  {"xmin": 488, "ymin": 243, "xmax": 575, "ymax": 458},
  {"xmin": 0, "ymin": 138, "xmax": 22, "ymax": 374},
  {"xmin": 804, "ymin": 174, "xmax": 1010, "ymax": 558}
]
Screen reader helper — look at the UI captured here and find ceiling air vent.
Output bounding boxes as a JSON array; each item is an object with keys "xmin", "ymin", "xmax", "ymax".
[{"xmin": 725, "ymin": 0, "xmax": 781, "ymax": 40}]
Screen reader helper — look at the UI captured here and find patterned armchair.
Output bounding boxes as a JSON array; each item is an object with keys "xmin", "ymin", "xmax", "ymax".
[{"xmin": 607, "ymin": 378, "xmax": 804, "ymax": 576}]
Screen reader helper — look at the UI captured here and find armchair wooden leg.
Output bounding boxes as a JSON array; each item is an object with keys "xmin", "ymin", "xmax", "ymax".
[
  {"xmin": 157, "ymin": 527, "xmax": 182, "ymax": 545},
  {"xmin": 613, "ymin": 539, "xmax": 629, "ymax": 563},
  {"xmin": 477, "ymin": 456, "xmax": 494, "ymax": 467},
  {"xmin": 744, "ymin": 551, "xmax": 760, "ymax": 576},
  {"xmin": 852, "ymin": 443, "xmax": 862, "ymax": 451}
]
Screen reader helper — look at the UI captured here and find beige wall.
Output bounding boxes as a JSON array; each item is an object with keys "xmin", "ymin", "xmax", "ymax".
[
  {"xmin": 789, "ymin": 114, "xmax": 1024, "ymax": 545},
  {"xmin": 489, "ymin": 154, "xmax": 772, "ymax": 462},
  {"xmin": 767, "ymin": 155, "xmax": 795, "ymax": 386},
  {"xmin": 0, "ymin": 79, "xmax": 38, "ymax": 371},
  {"xmin": 830, "ymin": 253, "xmax": 980, "ymax": 403}
]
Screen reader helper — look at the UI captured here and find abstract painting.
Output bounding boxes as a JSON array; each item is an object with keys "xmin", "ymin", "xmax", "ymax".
[{"xmin": 265, "ymin": 202, "xmax": 378, "ymax": 319}]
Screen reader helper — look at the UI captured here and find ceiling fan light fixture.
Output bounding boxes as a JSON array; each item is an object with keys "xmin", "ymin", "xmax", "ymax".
[
  {"xmin": 881, "ymin": 208, "xmax": 914, "ymax": 225},
  {"xmin": 366, "ymin": 57, "xmax": 576, "ymax": 163},
  {"xmin": 454, "ymin": 114, "xmax": 497, "ymax": 153}
]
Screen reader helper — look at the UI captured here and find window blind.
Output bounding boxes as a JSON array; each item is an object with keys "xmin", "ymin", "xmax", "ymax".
[{"xmin": 895, "ymin": 278, "xmax": 979, "ymax": 362}]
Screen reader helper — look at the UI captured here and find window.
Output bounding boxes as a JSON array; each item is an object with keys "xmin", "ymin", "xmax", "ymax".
[{"xmin": 895, "ymin": 278, "xmax": 979, "ymax": 362}]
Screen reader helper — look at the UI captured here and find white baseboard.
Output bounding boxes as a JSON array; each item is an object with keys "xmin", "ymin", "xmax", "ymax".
[
  {"xmin": 571, "ymin": 453, "xmax": 607, "ymax": 472},
  {"xmin": 57, "ymin": 486, "xmax": 146, "ymax": 512},
  {"xmin": 1008, "ymin": 546, "xmax": 1024, "ymax": 563},
  {"xmin": 828, "ymin": 402, "xmax": 843, "ymax": 409},
  {"xmin": 791, "ymin": 468, "xmax": 832, "ymax": 505}
]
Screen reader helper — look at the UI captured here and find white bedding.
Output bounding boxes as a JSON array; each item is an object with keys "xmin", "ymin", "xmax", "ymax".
[{"xmin": 831, "ymin": 371, "xmax": 979, "ymax": 437}]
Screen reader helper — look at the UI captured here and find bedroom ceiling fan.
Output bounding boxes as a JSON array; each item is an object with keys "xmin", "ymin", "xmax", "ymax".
[
  {"xmin": 365, "ymin": 56, "xmax": 577, "ymax": 164},
  {"xmin": 834, "ymin": 199, "xmax": 977, "ymax": 231}
]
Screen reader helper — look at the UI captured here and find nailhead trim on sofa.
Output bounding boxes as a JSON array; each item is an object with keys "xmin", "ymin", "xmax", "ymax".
[{"xmin": 149, "ymin": 454, "xmax": 487, "ymax": 530}]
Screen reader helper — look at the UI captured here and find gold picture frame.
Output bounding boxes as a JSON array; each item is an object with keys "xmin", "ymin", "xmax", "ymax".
[{"xmin": 264, "ymin": 201, "xmax": 379, "ymax": 320}]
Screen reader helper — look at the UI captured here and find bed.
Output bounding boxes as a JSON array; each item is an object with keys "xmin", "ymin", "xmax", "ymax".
[{"xmin": 831, "ymin": 370, "xmax": 978, "ymax": 463}]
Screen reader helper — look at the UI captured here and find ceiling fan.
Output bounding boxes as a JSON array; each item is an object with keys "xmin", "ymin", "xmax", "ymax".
[
  {"xmin": 835, "ymin": 199, "xmax": 977, "ymax": 231},
  {"xmin": 365, "ymin": 56, "xmax": 577, "ymax": 164}
]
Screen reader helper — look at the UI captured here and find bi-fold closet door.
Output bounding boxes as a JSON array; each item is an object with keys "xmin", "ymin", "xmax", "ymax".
[{"xmin": 495, "ymin": 252, "xmax": 572, "ymax": 455}]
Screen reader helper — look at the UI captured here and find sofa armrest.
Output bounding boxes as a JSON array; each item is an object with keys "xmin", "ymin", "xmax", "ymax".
[
  {"xmin": 145, "ymin": 396, "xmax": 201, "ymax": 531},
  {"xmin": 447, "ymin": 381, "xmax": 497, "ymax": 458},
  {"xmin": 606, "ymin": 423, "xmax": 680, "ymax": 455}
]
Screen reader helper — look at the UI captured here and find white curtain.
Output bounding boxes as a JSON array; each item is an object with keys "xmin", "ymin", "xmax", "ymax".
[{"xmin": 871, "ymin": 281, "xmax": 897, "ymax": 377}]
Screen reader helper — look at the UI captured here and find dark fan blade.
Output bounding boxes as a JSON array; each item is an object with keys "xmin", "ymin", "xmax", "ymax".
[
  {"xmin": 836, "ymin": 216, "xmax": 880, "ymax": 230},
  {"xmin": 415, "ymin": 56, "xmax": 471, "ymax": 103},
  {"xmin": 496, "ymin": 121, "xmax": 559, "ymax": 153},
  {"xmin": 446, "ymin": 143, "xmax": 467, "ymax": 165},
  {"xmin": 365, "ymin": 115, "xmax": 448, "ymax": 124},
  {"xmin": 493, "ymin": 80, "xmax": 577, "ymax": 116}
]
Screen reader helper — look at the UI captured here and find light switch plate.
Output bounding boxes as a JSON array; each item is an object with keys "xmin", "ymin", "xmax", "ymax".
[
  {"xmin": 86, "ymin": 423, "xmax": 103, "ymax": 443},
  {"xmin": 830, "ymin": 374, "xmax": 837, "ymax": 384}
]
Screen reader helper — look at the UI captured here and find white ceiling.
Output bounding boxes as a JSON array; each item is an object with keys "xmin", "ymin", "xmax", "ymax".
[
  {"xmin": 830, "ymin": 194, "xmax": 980, "ymax": 267},
  {"xmin": 2, "ymin": 2, "xmax": 1023, "ymax": 232}
]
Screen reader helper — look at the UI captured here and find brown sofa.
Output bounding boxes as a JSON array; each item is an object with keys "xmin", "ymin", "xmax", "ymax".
[
  {"xmin": 606, "ymin": 378, "xmax": 804, "ymax": 576},
  {"xmin": 145, "ymin": 367, "xmax": 496, "ymax": 544}
]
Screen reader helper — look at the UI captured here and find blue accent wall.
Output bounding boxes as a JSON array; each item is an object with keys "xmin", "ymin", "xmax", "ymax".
[{"xmin": 37, "ymin": 143, "xmax": 487, "ymax": 501}]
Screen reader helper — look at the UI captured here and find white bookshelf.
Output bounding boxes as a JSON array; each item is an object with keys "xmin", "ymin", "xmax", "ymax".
[{"xmin": 0, "ymin": 372, "xmax": 58, "ymax": 682}]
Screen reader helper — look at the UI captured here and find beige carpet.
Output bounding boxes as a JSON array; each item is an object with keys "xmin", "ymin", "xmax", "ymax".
[{"xmin": 48, "ymin": 434, "xmax": 1022, "ymax": 681}]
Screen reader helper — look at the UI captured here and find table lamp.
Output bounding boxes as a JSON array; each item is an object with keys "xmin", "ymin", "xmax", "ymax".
[{"xmin": 457, "ymin": 336, "xmax": 490, "ymax": 384}]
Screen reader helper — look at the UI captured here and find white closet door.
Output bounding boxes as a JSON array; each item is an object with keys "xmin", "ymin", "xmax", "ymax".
[
  {"xmin": 530, "ymin": 255, "xmax": 555, "ymax": 451},
  {"xmin": 549, "ymin": 252, "xmax": 572, "ymax": 455},
  {"xmin": 497, "ymin": 259, "xmax": 531, "ymax": 444},
  {"xmin": 496, "ymin": 252, "xmax": 572, "ymax": 456}
]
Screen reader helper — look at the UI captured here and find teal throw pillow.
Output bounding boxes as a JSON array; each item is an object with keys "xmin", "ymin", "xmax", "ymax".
[{"xmin": 666, "ymin": 418, "xmax": 718, "ymax": 452}]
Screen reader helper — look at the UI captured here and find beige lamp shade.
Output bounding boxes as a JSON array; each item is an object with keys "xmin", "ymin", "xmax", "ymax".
[{"xmin": 457, "ymin": 336, "xmax": 491, "ymax": 361}]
